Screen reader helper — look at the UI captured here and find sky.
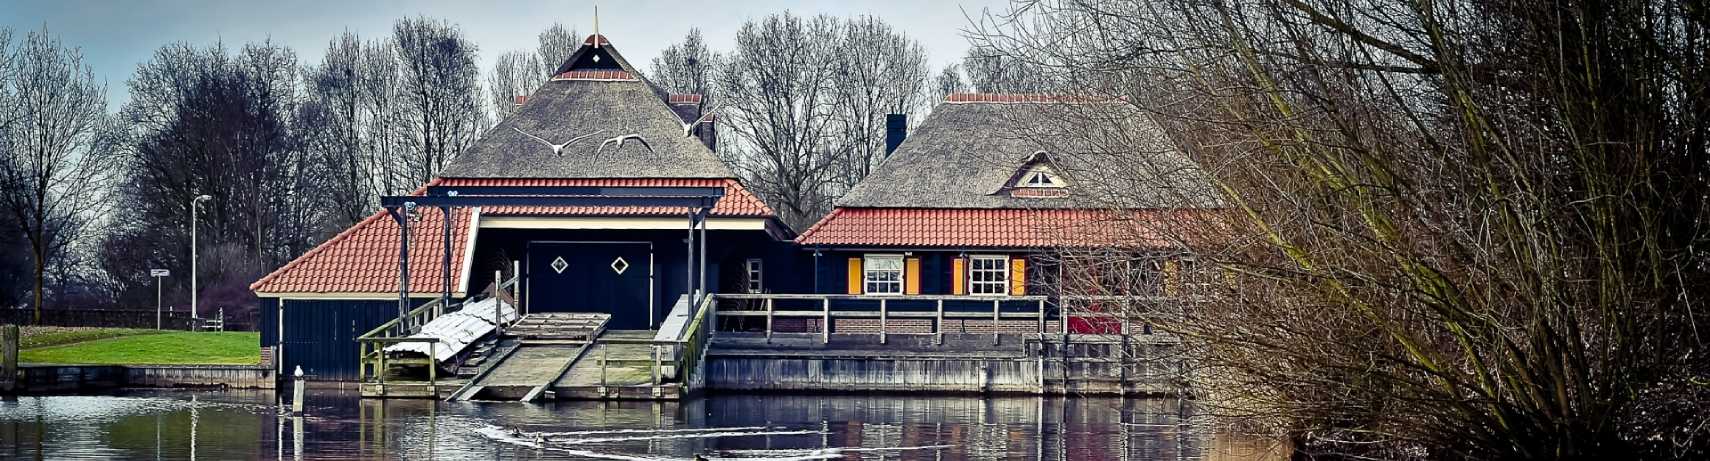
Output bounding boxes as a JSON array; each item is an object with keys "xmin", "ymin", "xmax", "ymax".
[{"xmin": 3, "ymin": 0, "xmax": 1013, "ymax": 110}]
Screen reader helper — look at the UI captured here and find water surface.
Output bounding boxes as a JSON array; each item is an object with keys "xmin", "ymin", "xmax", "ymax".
[{"xmin": 0, "ymin": 389, "xmax": 1284, "ymax": 460}]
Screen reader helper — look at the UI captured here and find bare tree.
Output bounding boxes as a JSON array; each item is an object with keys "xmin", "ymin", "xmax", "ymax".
[
  {"xmin": 108, "ymin": 39, "xmax": 317, "ymax": 317},
  {"xmin": 357, "ymin": 38, "xmax": 409, "ymax": 197},
  {"xmin": 973, "ymin": 0, "xmax": 1709, "ymax": 458},
  {"xmin": 828, "ymin": 16, "xmax": 930, "ymax": 191},
  {"xmin": 486, "ymin": 50, "xmax": 541, "ymax": 118},
  {"xmin": 535, "ymin": 23, "xmax": 580, "ymax": 75},
  {"xmin": 301, "ymin": 32, "xmax": 372, "ymax": 225},
  {"xmin": 717, "ymin": 13, "xmax": 845, "ymax": 230},
  {"xmin": 962, "ymin": 45, "xmax": 1055, "ymax": 93},
  {"xmin": 931, "ymin": 64, "xmax": 966, "ymax": 105},
  {"xmin": 392, "ymin": 16, "xmax": 487, "ymax": 186},
  {"xmin": 649, "ymin": 28, "xmax": 721, "ymax": 102},
  {"xmin": 0, "ymin": 27, "xmax": 113, "ymax": 321}
]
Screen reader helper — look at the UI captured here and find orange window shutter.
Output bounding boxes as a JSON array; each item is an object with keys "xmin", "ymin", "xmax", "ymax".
[
  {"xmin": 951, "ymin": 257, "xmax": 966, "ymax": 295},
  {"xmin": 905, "ymin": 258, "xmax": 921, "ymax": 295},
  {"xmin": 1163, "ymin": 259, "xmax": 1180, "ymax": 296},
  {"xmin": 1010, "ymin": 258, "xmax": 1027, "ymax": 296},
  {"xmin": 847, "ymin": 257, "xmax": 863, "ymax": 295}
]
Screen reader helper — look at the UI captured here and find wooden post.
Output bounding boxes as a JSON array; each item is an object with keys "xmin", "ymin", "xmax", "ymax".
[
  {"xmin": 879, "ymin": 298, "xmax": 888, "ymax": 345},
  {"xmin": 1062, "ymin": 299, "xmax": 1071, "ymax": 335},
  {"xmin": 1037, "ymin": 298, "xmax": 1046, "ymax": 335},
  {"xmin": 992, "ymin": 299, "xmax": 1001, "ymax": 345},
  {"xmin": 935, "ymin": 299, "xmax": 945, "ymax": 346},
  {"xmin": 292, "ymin": 366, "xmax": 305, "ymax": 414},
  {"xmin": 427, "ymin": 341, "xmax": 437, "ymax": 393},
  {"xmin": 765, "ymin": 297, "xmax": 774, "ymax": 344},
  {"xmin": 821, "ymin": 298, "xmax": 830, "ymax": 344},
  {"xmin": 513, "ymin": 260, "xmax": 523, "ymax": 317},
  {"xmin": 651, "ymin": 345, "xmax": 661, "ymax": 387},
  {"xmin": 2, "ymin": 325, "xmax": 16, "ymax": 392},
  {"xmin": 357, "ymin": 342, "xmax": 368, "ymax": 381}
]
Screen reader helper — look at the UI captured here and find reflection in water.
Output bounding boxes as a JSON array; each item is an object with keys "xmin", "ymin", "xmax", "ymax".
[{"xmin": 0, "ymin": 390, "xmax": 1286, "ymax": 460}]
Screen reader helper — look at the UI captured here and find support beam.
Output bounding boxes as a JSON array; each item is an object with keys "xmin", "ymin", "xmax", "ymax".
[
  {"xmin": 383, "ymin": 195, "xmax": 717, "ymax": 209},
  {"xmin": 380, "ymin": 186, "xmax": 723, "ymax": 339},
  {"xmin": 425, "ymin": 185, "xmax": 723, "ymax": 199},
  {"xmin": 441, "ymin": 206, "xmax": 452, "ymax": 308},
  {"xmin": 388, "ymin": 205, "xmax": 414, "ymax": 332}
]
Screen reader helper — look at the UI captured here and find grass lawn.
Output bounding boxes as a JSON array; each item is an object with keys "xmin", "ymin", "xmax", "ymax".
[
  {"xmin": 20, "ymin": 331, "xmax": 260, "ymax": 365},
  {"xmin": 19, "ymin": 326, "xmax": 160, "ymax": 349}
]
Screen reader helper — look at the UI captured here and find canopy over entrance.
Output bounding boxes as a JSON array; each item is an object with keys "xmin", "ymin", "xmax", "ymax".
[{"xmin": 381, "ymin": 185, "xmax": 724, "ymax": 330}]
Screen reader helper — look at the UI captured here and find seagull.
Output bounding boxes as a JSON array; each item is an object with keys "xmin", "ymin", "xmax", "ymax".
[
  {"xmin": 680, "ymin": 111, "xmax": 716, "ymax": 137},
  {"xmin": 596, "ymin": 134, "xmax": 654, "ymax": 156},
  {"xmin": 514, "ymin": 127, "xmax": 605, "ymax": 156}
]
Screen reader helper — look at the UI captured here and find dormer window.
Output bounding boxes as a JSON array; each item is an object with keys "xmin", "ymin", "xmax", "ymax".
[{"xmin": 1017, "ymin": 166, "xmax": 1065, "ymax": 188}]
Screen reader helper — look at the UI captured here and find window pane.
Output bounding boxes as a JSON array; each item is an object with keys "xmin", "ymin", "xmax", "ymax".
[{"xmin": 970, "ymin": 256, "xmax": 1009, "ymax": 295}]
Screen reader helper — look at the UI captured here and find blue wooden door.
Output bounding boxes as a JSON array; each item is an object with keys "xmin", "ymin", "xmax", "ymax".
[{"xmin": 527, "ymin": 241, "xmax": 652, "ymax": 330}]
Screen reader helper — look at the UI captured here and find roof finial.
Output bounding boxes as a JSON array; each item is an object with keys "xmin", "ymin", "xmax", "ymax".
[{"xmin": 593, "ymin": 5, "xmax": 601, "ymax": 48}]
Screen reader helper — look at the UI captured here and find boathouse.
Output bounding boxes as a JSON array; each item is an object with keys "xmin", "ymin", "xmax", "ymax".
[
  {"xmin": 693, "ymin": 93, "xmax": 1218, "ymax": 394},
  {"xmin": 793, "ymin": 93, "xmax": 1218, "ymax": 332},
  {"xmin": 250, "ymin": 34, "xmax": 800, "ymax": 381}
]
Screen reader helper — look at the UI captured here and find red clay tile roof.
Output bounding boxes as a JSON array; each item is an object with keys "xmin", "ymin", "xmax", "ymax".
[
  {"xmin": 251, "ymin": 178, "xmax": 777, "ymax": 296},
  {"xmin": 250, "ymin": 196, "xmax": 474, "ymax": 296},
  {"xmin": 667, "ymin": 94, "xmax": 703, "ymax": 104},
  {"xmin": 552, "ymin": 70, "xmax": 635, "ymax": 81},
  {"xmin": 796, "ymin": 208, "xmax": 1191, "ymax": 248}
]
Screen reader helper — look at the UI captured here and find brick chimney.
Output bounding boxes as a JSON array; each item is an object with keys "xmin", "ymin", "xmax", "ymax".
[
  {"xmin": 668, "ymin": 94, "xmax": 716, "ymax": 151},
  {"xmin": 513, "ymin": 95, "xmax": 527, "ymax": 107},
  {"xmin": 884, "ymin": 114, "xmax": 908, "ymax": 157}
]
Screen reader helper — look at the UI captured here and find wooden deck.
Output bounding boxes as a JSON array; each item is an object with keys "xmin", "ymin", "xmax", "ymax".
[
  {"xmin": 444, "ymin": 313, "xmax": 605, "ymax": 401},
  {"xmin": 505, "ymin": 312, "xmax": 608, "ymax": 341},
  {"xmin": 550, "ymin": 331, "xmax": 681, "ymax": 399}
]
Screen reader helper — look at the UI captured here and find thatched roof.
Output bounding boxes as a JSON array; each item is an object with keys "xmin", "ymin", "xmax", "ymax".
[
  {"xmin": 440, "ymin": 36, "xmax": 732, "ymax": 179},
  {"xmin": 836, "ymin": 95, "xmax": 1220, "ymax": 210}
]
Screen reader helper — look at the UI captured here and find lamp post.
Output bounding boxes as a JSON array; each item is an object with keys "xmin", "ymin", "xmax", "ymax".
[{"xmin": 190, "ymin": 194, "xmax": 212, "ymax": 320}]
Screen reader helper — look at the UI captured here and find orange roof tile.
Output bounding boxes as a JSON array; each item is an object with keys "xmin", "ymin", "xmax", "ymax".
[
  {"xmin": 252, "ymin": 178, "xmax": 777, "ymax": 296},
  {"xmin": 250, "ymin": 204, "xmax": 473, "ymax": 296},
  {"xmin": 552, "ymin": 70, "xmax": 635, "ymax": 81},
  {"xmin": 796, "ymin": 208, "xmax": 1193, "ymax": 248}
]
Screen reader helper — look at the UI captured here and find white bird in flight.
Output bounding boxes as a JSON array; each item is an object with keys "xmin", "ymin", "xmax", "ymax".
[
  {"xmin": 680, "ymin": 111, "xmax": 716, "ymax": 137},
  {"xmin": 596, "ymin": 134, "xmax": 654, "ymax": 156},
  {"xmin": 514, "ymin": 127, "xmax": 606, "ymax": 157}
]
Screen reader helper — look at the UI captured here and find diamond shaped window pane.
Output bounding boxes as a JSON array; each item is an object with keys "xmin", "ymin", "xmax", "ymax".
[
  {"xmin": 550, "ymin": 256, "xmax": 569, "ymax": 274},
  {"xmin": 610, "ymin": 256, "xmax": 630, "ymax": 275}
]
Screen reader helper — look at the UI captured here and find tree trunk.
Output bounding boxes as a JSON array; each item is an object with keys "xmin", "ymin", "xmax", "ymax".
[{"xmin": 31, "ymin": 241, "xmax": 45, "ymax": 325}]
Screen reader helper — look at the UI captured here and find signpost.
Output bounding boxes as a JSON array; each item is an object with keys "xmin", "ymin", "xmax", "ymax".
[{"xmin": 150, "ymin": 269, "xmax": 170, "ymax": 329}]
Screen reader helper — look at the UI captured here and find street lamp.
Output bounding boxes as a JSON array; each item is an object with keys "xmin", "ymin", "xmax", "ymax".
[{"xmin": 190, "ymin": 194, "xmax": 212, "ymax": 320}]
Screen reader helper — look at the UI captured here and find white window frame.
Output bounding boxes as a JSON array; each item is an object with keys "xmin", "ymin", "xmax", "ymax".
[
  {"xmin": 968, "ymin": 254, "xmax": 1010, "ymax": 296},
  {"xmin": 745, "ymin": 259, "xmax": 764, "ymax": 293},
  {"xmin": 1018, "ymin": 166, "xmax": 1065, "ymax": 188},
  {"xmin": 862, "ymin": 254, "xmax": 904, "ymax": 295}
]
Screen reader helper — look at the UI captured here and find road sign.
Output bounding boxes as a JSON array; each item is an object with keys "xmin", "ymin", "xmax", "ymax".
[{"xmin": 150, "ymin": 269, "xmax": 170, "ymax": 277}]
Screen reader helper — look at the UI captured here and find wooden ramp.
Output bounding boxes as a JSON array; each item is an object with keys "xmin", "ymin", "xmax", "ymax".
[
  {"xmin": 551, "ymin": 331, "xmax": 671, "ymax": 399},
  {"xmin": 451, "ymin": 313, "xmax": 607, "ymax": 401}
]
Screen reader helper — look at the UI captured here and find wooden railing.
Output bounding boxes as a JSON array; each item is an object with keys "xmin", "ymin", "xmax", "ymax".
[
  {"xmin": 356, "ymin": 297, "xmax": 450, "ymax": 385},
  {"xmin": 356, "ymin": 274, "xmax": 521, "ymax": 385},
  {"xmin": 650, "ymin": 294, "xmax": 716, "ymax": 390},
  {"xmin": 710, "ymin": 293, "xmax": 1052, "ymax": 345}
]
